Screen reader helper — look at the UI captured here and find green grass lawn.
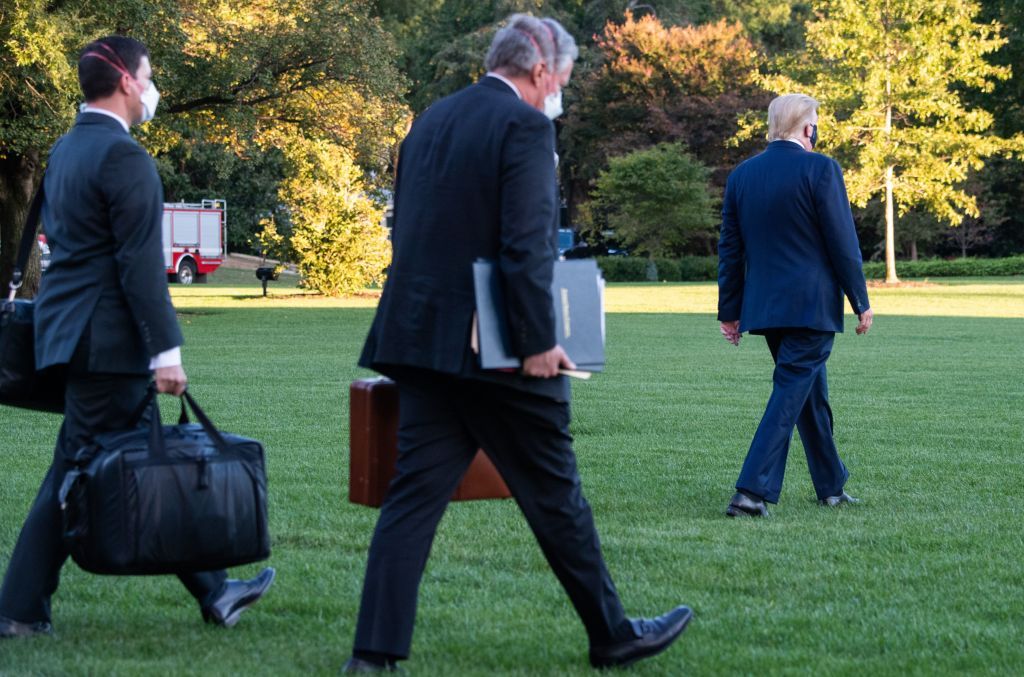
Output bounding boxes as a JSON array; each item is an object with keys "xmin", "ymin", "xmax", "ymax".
[{"xmin": 2, "ymin": 274, "xmax": 1022, "ymax": 675}]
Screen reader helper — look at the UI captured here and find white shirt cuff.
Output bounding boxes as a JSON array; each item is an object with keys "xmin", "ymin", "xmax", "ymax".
[{"xmin": 149, "ymin": 346, "xmax": 182, "ymax": 370}]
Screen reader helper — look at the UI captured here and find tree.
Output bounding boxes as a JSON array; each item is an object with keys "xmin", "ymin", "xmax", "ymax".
[
  {"xmin": 281, "ymin": 138, "xmax": 391, "ymax": 296},
  {"xmin": 562, "ymin": 12, "xmax": 767, "ymax": 228},
  {"xmin": 0, "ymin": 0, "xmax": 84, "ymax": 296},
  {"xmin": 756, "ymin": 0, "xmax": 1024, "ymax": 283},
  {"xmin": 583, "ymin": 142, "xmax": 717, "ymax": 257},
  {"xmin": 1, "ymin": 1, "xmax": 408, "ymax": 295}
]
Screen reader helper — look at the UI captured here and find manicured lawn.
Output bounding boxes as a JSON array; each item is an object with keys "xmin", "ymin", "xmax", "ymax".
[{"xmin": 1, "ymin": 275, "xmax": 1022, "ymax": 675}]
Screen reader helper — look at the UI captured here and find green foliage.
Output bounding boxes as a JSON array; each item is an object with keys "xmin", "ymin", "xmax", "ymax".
[
  {"xmin": 155, "ymin": 142, "xmax": 286, "ymax": 253},
  {"xmin": 752, "ymin": 0, "xmax": 1024, "ymax": 279},
  {"xmin": 563, "ymin": 11, "xmax": 766, "ymax": 187},
  {"xmin": 706, "ymin": 0, "xmax": 812, "ymax": 53},
  {"xmin": 596, "ymin": 255, "xmax": 718, "ymax": 281},
  {"xmin": 0, "ymin": 0, "xmax": 409, "ymax": 294},
  {"xmin": 586, "ymin": 142, "xmax": 717, "ymax": 257},
  {"xmin": 0, "ymin": 0, "xmax": 83, "ymax": 157},
  {"xmin": 862, "ymin": 256, "xmax": 1024, "ymax": 279},
  {"xmin": 650, "ymin": 257, "xmax": 681, "ymax": 281},
  {"xmin": 282, "ymin": 139, "xmax": 391, "ymax": 296},
  {"xmin": 592, "ymin": 255, "xmax": 648, "ymax": 282},
  {"xmin": 253, "ymin": 216, "xmax": 290, "ymax": 267},
  {"xmin": 677, "ymin": 254, "xmax": 719, "ymax": 280}
]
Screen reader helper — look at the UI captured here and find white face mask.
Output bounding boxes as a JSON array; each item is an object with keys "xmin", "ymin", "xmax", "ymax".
[
  {"xmin": 138, "ymin": 80, "xmax": 160, "ymax": 123},
  {"xmin": 543, "ymin": 90, "xmax": 563, "ymax": 120}
]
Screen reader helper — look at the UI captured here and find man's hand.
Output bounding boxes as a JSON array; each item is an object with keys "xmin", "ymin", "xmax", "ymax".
[
  {"xmin": 856, "ymin": 308, "xmax": 874, "ymax": 335},
  {"xmin": 720, "ymin": 320, "xmax": 742, "ymax": 346},
  {"xmin": 522, "ymin": 345, "xmax": 575, "ymax": 378},
  {"xmin": 154, "ymin": 364, "xmax": 187, "ymax": 396}
]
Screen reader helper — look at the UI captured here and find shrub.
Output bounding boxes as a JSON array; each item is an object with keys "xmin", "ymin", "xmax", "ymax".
[
  {"xmin": 863, "ymin": 256, "xmax": 1024, "ymax": 279},
  {"xmin": 651, "ymin": 257, "xmax": 681, "ymax": 281},
  {"xmin": 678, "ymin": 255, "xmax": 718, "ymax": 281},
  {"xmin": 594, "ymin": 257, "xmax": 649, "ymax": 282}
]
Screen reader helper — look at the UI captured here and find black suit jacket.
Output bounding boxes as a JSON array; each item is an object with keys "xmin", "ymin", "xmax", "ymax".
[
  {"xmin": 360, "ymin": 77, "xmax": 567, "ymax": 400},
  {"xmin": 34, "ymin": 113, "xmax": 182, "ymax": 374}
]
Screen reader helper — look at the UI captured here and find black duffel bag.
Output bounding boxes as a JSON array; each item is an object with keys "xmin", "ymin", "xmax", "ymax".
[
  {"xmin": 0, "ymin": 181, "xmax": 64, "ymax": 414},
  {"xmin": 58, "ymin": 389, "xmax": 270, "ymax": 575}
]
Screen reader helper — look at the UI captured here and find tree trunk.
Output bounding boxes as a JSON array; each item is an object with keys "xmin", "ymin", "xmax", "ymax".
[
  {"xmin": 0, "ymin": 151, "xmax": 44, "ymax": 299},
  {"xmin": 910, "ymin": 239, "xmax": 918, "ymax": 261},
  {"xmin": 884, "ymin": 164, "xmax": 899, "ymax": 284}
]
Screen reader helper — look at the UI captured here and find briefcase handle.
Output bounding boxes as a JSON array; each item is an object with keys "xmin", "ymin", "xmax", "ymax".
[{"xmin": 144, "ymin": 387, "xmax": 231, "ymax": 458}]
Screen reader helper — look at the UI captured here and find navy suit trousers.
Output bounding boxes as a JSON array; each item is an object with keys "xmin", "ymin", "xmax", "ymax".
[
  {"xmin": 736, "ymin": 329, "xmax": 849, "ymax": 504},
  {"xmin": 352, "ymin": 372, "xmax": 631, "ymax": 658}
]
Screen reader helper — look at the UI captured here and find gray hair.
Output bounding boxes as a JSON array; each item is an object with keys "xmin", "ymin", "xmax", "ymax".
[
  {"xmin": 485, "ymin": 14, "xmax": 556, "ymax": 77},
  {"xmin": 541, "ymin": 18, "xmax": 578, "ymax": 75}
]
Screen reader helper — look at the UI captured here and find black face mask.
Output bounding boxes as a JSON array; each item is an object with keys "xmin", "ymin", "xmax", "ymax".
[{"xmin": 809, "ymin": 124, "xmax": 818, "ymax": 149}]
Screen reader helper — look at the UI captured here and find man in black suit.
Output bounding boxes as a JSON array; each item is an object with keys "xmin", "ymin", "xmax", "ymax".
[
  {"xmin": 717, "ymin": 93, "xmax": 873, "ymax": 518},
  {"xmin": 344, "ymin": 15, "xmax": 690, "ymax": 672},
  {"xmin": 0, "ymin": 36, "xmax": 274, "ymax": 639}
]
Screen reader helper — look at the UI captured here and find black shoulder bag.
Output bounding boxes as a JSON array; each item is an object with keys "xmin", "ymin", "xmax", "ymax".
[
  {"xmin": 0, "ymin": 181, "xmax": 65, "ymax": 413},
  {"xmin": 58, "ymin": 388, "xmax": 271, "ymax": 575}
]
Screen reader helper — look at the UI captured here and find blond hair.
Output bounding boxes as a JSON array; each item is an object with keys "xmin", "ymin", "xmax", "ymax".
[{"xmin": 767, "ymin": 94, "xmax": 818, "ymax": 142}]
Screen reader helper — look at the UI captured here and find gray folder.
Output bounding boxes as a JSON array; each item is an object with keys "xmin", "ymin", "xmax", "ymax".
[{"xmin": 473, "ymin": 259, "xmax": 605, "ymax": 371}]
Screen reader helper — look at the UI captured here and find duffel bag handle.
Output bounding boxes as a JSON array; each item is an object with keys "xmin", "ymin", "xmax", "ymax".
[
  {"xmin": 180, "ymin": 389, "xmax": 229, "ymax": 450},
  {"xmin": 144, "ymin": 387, "xmax": 230, "ymax": 458}
]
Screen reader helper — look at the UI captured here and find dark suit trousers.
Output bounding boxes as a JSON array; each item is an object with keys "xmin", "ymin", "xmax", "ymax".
[
  {"xmin": 352, "ymin": 372, "xmax": 631, "ymax": 658},
  {"xmin": 0, "ymin": 344, "xmax": 226, "ymax": 624},
  {"xmin": 736, "ymin": 329, "xmax": 849, "ymax": 504}
]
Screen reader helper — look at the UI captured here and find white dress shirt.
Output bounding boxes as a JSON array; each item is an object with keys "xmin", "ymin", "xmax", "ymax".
[{"xmin": 79, "ymin": 104, "xmax": 130, "ymax": 133}]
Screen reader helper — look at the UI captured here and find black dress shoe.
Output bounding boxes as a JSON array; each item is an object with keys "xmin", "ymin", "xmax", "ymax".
[
  {"xmin": 589, "ymin": 605, "xmax": 692, "ymax": 669},
  {"xmin": 0, "ymin": 616, "xmax": 53, "ymax": 639},
  {"xmin": 726, "ymin": 492, "xmax": 768, "ymax": 517},
  {"xmin": 203, "ymin": 567, "xmax": 276, "ymax": 627},
  {"xmin": 341, "ymin": 657, "xmax": 401, "ymax": 673},
  {"xmin": 819, "ymin": 491, "xmax": 860, "ymax": 507}
]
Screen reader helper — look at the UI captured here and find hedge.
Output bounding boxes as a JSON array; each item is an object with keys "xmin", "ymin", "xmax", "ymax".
[
  {"xmin": 594, "ymin": 255, "xmax": 1024, "ymax": 282},
  {"xmin": 862, "ymin": 256, "xmax": 1024, "ymax": 279},
  {"xmin": 595, "ymin": 255, "xmax": 717, "ymax": 282}
]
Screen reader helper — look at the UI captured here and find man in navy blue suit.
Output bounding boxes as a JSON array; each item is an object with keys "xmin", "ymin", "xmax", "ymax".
[{"xmin": 717, "ymin": 93, "xmax": 874, "ymax": 518}]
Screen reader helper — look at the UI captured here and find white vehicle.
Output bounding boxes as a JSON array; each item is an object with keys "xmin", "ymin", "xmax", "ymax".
[{"xmin": 162, "ymin": 199, "xmax": 226, "ymax": 284}]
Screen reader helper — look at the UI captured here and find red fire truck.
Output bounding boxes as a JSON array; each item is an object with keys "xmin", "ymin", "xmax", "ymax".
[{"xmin": 162, "ymin": 199, "xmax": 226, "ymax": 284}]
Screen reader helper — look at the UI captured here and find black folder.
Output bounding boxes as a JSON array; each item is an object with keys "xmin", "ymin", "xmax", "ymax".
[{"xmin": 473, "ymin": 259, "xmax": 605, "ymax": 371}]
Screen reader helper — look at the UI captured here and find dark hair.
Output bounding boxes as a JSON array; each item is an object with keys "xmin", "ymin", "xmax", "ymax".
[{"xmin": 78, "ymin": 36, "xmax": 149, "ymax": 102}]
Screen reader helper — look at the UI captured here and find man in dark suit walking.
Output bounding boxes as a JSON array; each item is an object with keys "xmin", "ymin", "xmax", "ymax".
[
  {"xmin": 344, "ymin": 14, "xmax": 691, "ymax": 672},
  {"xmin": 0, "ymin": 36, "xmax": 273, "ymax": 639},
  {"xmin": 718, "ymin": 93, "xmax": 874, "ymax": 518}
]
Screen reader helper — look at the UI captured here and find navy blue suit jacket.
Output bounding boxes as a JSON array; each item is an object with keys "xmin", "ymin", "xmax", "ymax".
[
  {"xmin": 35, "ymin": 113, "xmax": 182, "ymax": 373},
  {"xmin": 359, "ymin": 77, "xmax": 566, "ymax": 400},
  {"xmin": 717, "ymin": 141, "xmax": 870, "ymax": 334}
]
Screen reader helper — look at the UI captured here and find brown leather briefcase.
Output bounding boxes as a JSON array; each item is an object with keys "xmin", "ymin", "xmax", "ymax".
[{"xmin": 349, "ymin": 377, "xmax": 511, "ymax": 507}]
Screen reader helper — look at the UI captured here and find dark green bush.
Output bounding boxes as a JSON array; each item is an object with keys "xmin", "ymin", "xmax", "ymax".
[
  {"xmin": 678, "ymin": 255, "xmax": 718, "ymax": 281},
  {"xmin": 595, "ymin": 255, "xmax": 718, "ymax": 281},
  {"xmin": 863, "ymin": 256, "xmax": 1024, "ymax": 279},
  {"xmin": 598, "ymin": 255, "xmax": 1024, "ymax": 282},
  {"xmin": 594, "ymin": 257, "xmax": 649, "ymax": 282},
  {"xmin": 651, "ymin": 257, "xmax": 681, "ymax": 281}
]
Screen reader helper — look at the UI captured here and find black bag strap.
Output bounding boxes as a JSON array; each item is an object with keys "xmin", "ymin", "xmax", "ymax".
[
  {"xmin": 7, "ymin": 181, "xmax": 46, "ymax": 302},
  {"xmin": 181, "ymin": 389, "xmax": 229, "ymax": 450},
  {"xmin": 146, "ymin": 387, "xmax": 230, "ymax": 458}
]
